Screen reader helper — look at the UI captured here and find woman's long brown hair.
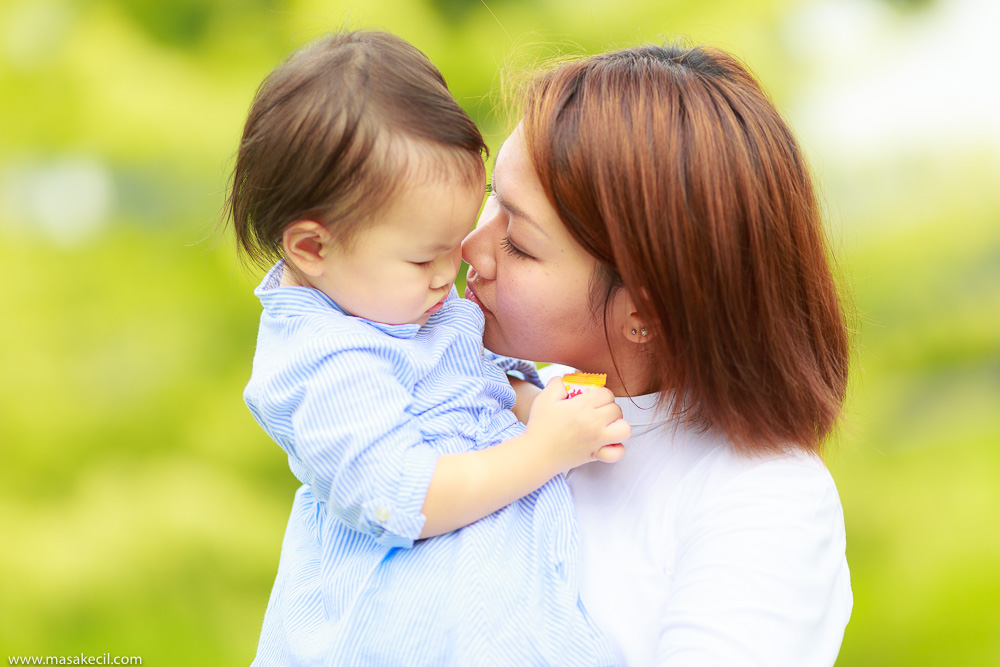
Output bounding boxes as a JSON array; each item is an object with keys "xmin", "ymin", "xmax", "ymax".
[{"xmin": 522, "ymin": 44, "xmax": 850, "ymax": 454}]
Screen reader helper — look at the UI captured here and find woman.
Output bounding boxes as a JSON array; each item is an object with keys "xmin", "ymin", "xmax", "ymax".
[{"xmin": 462, "ymin": 43, "xmax": 853, "ymax": 665}]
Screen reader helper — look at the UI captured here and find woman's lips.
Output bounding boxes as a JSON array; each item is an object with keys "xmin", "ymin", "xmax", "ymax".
[{"xmin": 464, "ymin": 283, "xmax": 488, "ymax": 314}]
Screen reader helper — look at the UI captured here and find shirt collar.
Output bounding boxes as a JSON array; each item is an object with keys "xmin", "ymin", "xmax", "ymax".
[
  {"xmin": 614, "ymin": 391, "xmax": 669, "ymax": 426},
  {"xmin": 255, "ymin": 260, "xmax": 421, "ymax": 339}
]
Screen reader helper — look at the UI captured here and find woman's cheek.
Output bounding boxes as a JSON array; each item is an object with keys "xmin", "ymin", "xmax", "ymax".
[
  {"xmin": 493, "ymin": 282, "xmax": 523, "ymax": 332},
  {"xmin": 504, "ymin": 282, "xmax": 554, "ymax": 351}
]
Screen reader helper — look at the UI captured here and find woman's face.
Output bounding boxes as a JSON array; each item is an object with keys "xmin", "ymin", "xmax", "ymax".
[{"xmin": 462, "ymin": 127, "xmax": 615, "ymax": 373}]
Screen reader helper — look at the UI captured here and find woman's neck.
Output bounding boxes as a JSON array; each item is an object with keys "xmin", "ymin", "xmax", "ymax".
[{"xmin": 583, "ymin": 347, "xmax": 657, "ymax": 398}]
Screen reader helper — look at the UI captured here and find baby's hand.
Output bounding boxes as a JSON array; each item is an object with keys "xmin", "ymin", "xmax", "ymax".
[{"xmin": 524, "ymin": 378, "xmax": 631, "ymax": 471}]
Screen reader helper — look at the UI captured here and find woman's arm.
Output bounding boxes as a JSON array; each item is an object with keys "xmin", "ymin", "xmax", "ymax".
[
  {"xmin": 507, "ymin": 376, "xmax": 543, "ymax": 424},
  {"xmin": 657, "ymin": 458, "xmax": 851, "ymax": 666}
]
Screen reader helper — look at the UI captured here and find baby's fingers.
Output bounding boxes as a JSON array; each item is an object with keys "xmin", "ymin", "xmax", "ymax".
[
  {"xmin": 530, "ymin": 378, "xmax": 569, "ymax": 415},
  {"xmin": 603, "ymin": 417, "xmax": 632, "ymax": 444},
  {"xmin": 541, "ymin": 377, "xmax": 570, "ymax": 400},
  {"xmin": 593, "ymin": 443, "xmax": 625, "ymax": 463},
  {"xmin": 593, "ymin": 401, "xmax": 625, "ymax": 427},
  {"xmin": 568, "ymin": 386, "xmax": 616, "ymax": 407}
]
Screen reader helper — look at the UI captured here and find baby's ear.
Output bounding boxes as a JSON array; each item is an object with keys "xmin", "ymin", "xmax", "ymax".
[{"xmin": 282, "ymin": 220, "xmax": 332, "ymax": 277}]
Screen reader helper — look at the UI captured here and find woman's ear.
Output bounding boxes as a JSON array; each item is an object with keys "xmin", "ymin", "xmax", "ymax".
[
  {"xmin": 616, "ymin": 290, "xmax": 653, "ymax": 344},
  {"xmin": 282, "ymin": 220, "xmax": 332, "ymax": 277}
]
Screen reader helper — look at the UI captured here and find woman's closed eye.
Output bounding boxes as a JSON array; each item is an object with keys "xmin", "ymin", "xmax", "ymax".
[{"xmin": 500, "ymin": 236, "xmax": 533, "ymax": 260}]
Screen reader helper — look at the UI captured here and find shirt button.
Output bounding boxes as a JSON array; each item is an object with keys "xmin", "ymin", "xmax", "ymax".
[{"xmin": 375, "ymin": 506, "xmax": 391, "ymax": 523}]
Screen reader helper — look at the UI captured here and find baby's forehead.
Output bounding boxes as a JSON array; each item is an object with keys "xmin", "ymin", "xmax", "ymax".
[
  {"xmin": 387, "ymin": 134, "xmax": 485, "ymax": 187},
  {"xmin": 366, "ymin": 147, "xmax": 483, "ymax": 246}
]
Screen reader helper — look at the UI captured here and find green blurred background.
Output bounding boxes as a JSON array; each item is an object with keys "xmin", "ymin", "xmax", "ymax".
[{"xmin": 1, "ymin": 0, "xmax": 997, "ymax": 664}]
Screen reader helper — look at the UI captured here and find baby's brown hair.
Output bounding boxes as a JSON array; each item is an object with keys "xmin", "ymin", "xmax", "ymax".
[{"xmin": 227, "ymin": 31, "xmax": 487, "ymax": 272}]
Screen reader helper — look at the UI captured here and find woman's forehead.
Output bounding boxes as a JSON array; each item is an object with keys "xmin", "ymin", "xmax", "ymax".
[
  {"xmin": 492, "ymin": 131, "xmax": 542, "ymax": 215},
  {"xmin": 495, "ymin": 128, "xmax": 589, "ymax": 251},
  {"xmin": 494, "ymin": 121, "xmax": 530, "ymax": 170}
]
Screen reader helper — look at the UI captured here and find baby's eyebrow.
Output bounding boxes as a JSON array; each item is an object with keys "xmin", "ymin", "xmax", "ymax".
[{"xmin": 416, "ymin": 240, "xmax": 459, "ymax": 255}]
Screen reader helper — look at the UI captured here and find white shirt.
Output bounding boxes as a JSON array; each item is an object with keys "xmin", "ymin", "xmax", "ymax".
[{"xmin": 544, "ymin": 367, "xmax": 852, "ymax": 666}]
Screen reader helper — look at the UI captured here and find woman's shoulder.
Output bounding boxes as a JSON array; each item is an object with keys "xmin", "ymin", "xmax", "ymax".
[
  {"xmin": 671, "ymin": 440, "xmax": 846, "ymax": 542},
  {"xmin": 695, "ymin": 444, "xmax": 836, "ymax": 494},
  {"xmin": 619, "ymin": 405, "xmax": 839, "ymax": 505}
]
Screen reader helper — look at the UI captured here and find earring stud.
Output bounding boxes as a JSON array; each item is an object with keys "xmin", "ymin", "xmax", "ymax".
[
  {"xmin": 631, "ymin": 328, "xmax": 637, "ymax": 335},
  {"xmin": 640, "ymin": 328, "xmax": 647, "ymax": 337}
]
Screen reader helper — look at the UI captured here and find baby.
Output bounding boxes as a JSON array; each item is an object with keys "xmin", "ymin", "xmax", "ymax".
[{"xmin": 226, "ymin": 31, "xmax": 628, "ymax": 665}]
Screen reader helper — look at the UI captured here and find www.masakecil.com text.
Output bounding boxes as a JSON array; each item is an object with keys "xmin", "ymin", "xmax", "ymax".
[{"xmin": 7, "ymin": 655, "xmax": 141, "ymax": 665}]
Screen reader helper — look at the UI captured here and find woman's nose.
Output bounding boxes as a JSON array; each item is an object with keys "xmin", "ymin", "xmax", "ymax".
[{"xmin": 462, "ymin": 218, "xmax": 497, "ymax": 281}]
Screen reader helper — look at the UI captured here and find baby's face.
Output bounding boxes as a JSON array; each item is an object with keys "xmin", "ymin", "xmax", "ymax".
[{"xmin": 311, "ymin": 170, "xmax": 484, "ymax": 327}]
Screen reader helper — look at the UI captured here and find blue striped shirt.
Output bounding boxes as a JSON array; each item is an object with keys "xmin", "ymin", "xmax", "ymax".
[{"xmin": 245, "ymin": 262, "xmax": 617, "ymax": 666}]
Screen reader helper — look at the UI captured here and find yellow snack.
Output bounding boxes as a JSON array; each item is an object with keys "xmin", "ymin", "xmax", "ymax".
[{"xmin": 562, "ymin": 372, "xmax": 607, "ymax": 398}]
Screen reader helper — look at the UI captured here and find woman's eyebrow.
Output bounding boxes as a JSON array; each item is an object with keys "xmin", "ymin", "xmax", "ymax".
[{"xmin": 491, "ymin": 180, "xmax": 551, "ymax": 241}]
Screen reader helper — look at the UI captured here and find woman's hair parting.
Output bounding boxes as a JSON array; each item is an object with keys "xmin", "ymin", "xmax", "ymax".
[
  {"xmin": 521, "ymin": 44, "xmax": 851, "ymax": 454},
  {"xmin": 227, "ymin": 30, "xmax": 488, "ymax": 271}
]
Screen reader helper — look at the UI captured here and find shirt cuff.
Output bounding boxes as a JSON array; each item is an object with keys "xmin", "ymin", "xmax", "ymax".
[{"xmin": 358, "ymin": 443, "xmax": 438, "ymax": 549}]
